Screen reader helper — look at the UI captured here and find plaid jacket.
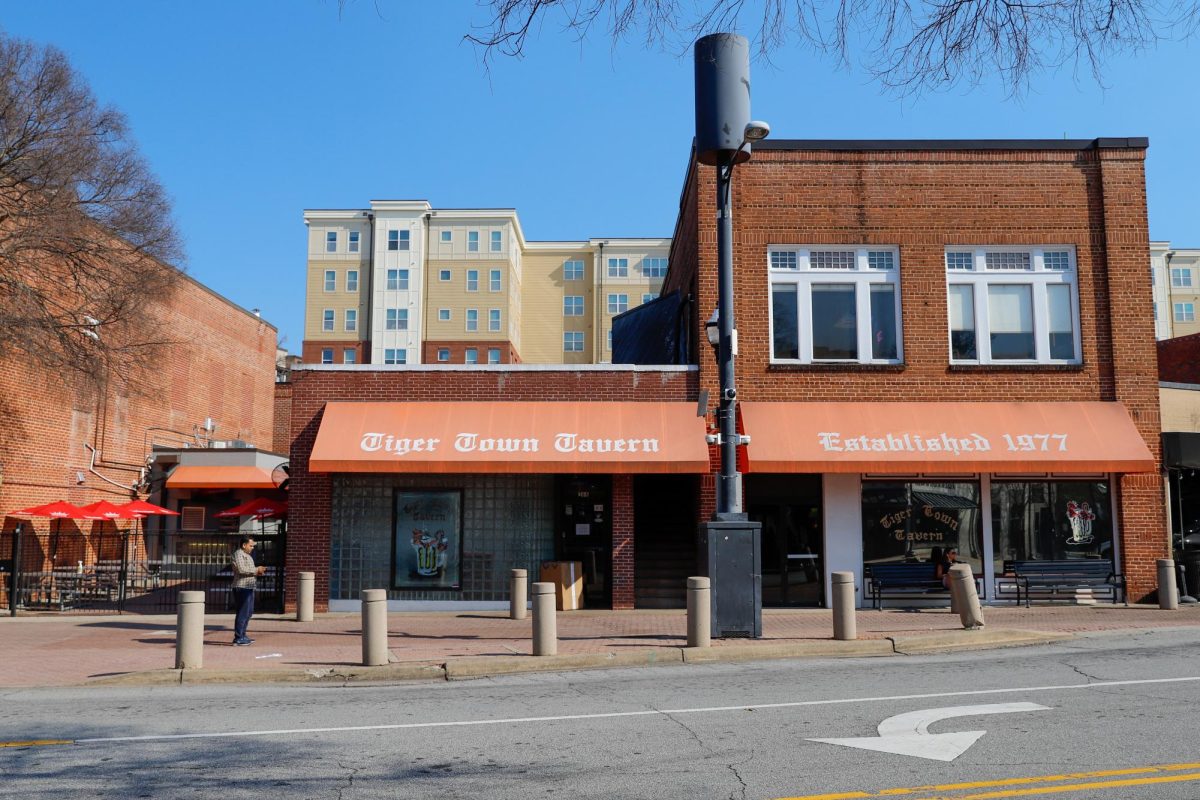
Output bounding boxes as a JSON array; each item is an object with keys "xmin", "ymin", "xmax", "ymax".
[{"xmin": 231, "ymin": 548, "xmax": 258, "ymax": 589}]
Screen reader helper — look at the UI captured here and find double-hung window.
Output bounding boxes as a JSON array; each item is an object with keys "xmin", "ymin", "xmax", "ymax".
[
  {"xmin": 490, "ymin": 269, "xmax": 502, "ymax": 292},
  {"xmin": 607, "ymin": 258, "xmax": 628, "ymax": 277},
  {"xmin": 564, "ymin": 260, "xmax": 584, "ymax": 280},
  {"xmin": 487, "ymin": 348, "xmax": 501, "ymax": 364},
  {"xmin": 344, "ymin": 309, "xmax": 357, "ymax": 332},
  {"xmin": 1176, "ymin": 302, "xmax": 1196, "ymax": 323},
  {"xmin": 385, "ymin": 308, "xmax": 408, "ymax": 331},
  {"xmin": 321, "ymin": 348, "xmax": 333, "ymax": 364},
  {"xmin": 607, "ymin": 294, "xmax": 628, "ymax": 314},
  {"xmin": 488, "ymin": 309, "xmax": 501, "ymax": 331},
  {"xmin": 563, "ymin": 296, "xmax": 584, "ymax": 316},
  {"xmin": 465, "ymin": 348, "xmax": 478, "ymax": 364},
  {"xmin": 323, "ymin": 270, "xmax": 336, "ymax": 292},
  {"xmin": 490, "ymin": 231, "xmax": 502, "ymax": 252},
  {"xmin": 348, "ymin": 231, "xmax": 360, "ymax": 253},
  {"xmin": 346, "ymin": 270, "xmax": 358, "ymax": 292},
  {"xmin": 325, "ymin": 232, "xmax": 337, "ymax": 253},
  {"xmin": 466, "ymin": 270, "xmax": 479, "ymax": 291},
  {"xmin": 386, "ymin": 269, "xmax": 408, "ymax": 291},
  {"xmin": 343, "ymin": 349, "xmax": 356, "ymax": 364},
  {"xmin": 468, "ymin": 231, "xmax": 479, "ymax": 252},
  {"xmin": 946, "ymin": 247, "xmax": 1079, "ymax": 364},
  {"xmin": 322, "ymin": 309, "xmax": 334, "ymax": 332},
  {"xmin": 1171, "ymin": 267, "xmax": 1193, "ymax": 288},
  {"xmin": 466, "ymin": 309, "xmax": 478, "ymax": 332},
  {"xmin": 768, "ymin": 246, "xmax": 902, "ymax": 364}
]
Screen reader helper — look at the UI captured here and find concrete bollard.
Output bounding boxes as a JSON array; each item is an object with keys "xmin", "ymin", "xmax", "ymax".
[
  {"xmin": 532, "ymin": 581, "xmax": 557, "ymax": 656},
  {"xmin": 361, "ymin": 589, "xmax": 389, "ymax": 666},
  {"xmin": 297, "ymin": 572, "xmax": 315, "ymax": 623},
  {"xmin": 687, "ymin": 577, "xmax": 711, "ymax": 648},
  {"xmin": 831, "ymin": 571, "xmax": 856, "ymax": 641},
  {"xmin": 949, "ymin": 564, "xmax": 985, "ymax": 629},
  {"xmin": 175, "ymin": 590, "xmax": 205, "ymax": 669},
  {"xmin": 510, "ymin": 568, "xmax": 528, "ymax": 620},
  {"xmin": 1158, "ymin": 559, "xmax": 1179, "ymax": 610}
]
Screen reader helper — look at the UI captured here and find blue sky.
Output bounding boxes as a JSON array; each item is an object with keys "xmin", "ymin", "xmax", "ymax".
[{"xmin": 4, "ymin": 2, "xmax": 1197, "ymax": 349}]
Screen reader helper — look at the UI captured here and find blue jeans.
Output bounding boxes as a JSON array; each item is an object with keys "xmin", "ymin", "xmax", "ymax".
[{"xmin": 233, "ymin": 587, "xmax": 255, "ymax": 640}]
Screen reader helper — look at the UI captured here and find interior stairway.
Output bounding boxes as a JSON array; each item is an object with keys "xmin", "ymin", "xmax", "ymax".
[{"xmin": 633, "ymin": 476, "xmax": 699, "ymax": 609}]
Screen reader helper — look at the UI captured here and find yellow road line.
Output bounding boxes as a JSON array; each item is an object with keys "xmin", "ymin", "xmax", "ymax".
[
  {"xmin": 909, "ymin": 771, "xmax": 1200, "ymax": 799},
  {"xmin": 0, "ymin": 739, "xmax": 73, "ymax": 748},
  {"xmin": 777, "ymin": 762, "xmax": 1200, "ymax": 800}
]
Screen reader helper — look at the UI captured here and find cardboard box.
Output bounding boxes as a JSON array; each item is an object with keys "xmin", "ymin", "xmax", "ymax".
[{"xmin": 540, "ymin": 560, "xmax": 584, "ymax": 610}]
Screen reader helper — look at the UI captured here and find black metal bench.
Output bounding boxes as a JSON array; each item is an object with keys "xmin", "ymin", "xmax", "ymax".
[
  {"xmin": 866, "ymin": 563, "xmax": 979, "ymax": 609},
  {"xmin": 1003, "ymin": 559, "xmax": 1125, "ymax": 607}
]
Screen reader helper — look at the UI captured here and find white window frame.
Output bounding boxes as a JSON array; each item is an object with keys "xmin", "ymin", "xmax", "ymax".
[
  {"xmin": 466, "ymin": 270, "xmax": 479, "ymax": 292},
  {"xmin": 466, "ymin": 309, "xmax": 478, "ymax": 332},
  {"xmin": 489, "ymin": 269, "xmax": 502, "ymax": 292},
  {"xmin": 320, "ymin": 348, "xmax": 333, "ymax": 364},
  {"xmin": 489, "ymin": 309, "xmax": 501, "ymax": 331},
  {"xmin": 1171, "ymin": 267, "xmax": 1193, "ymax": 288},
  {"xmin": 490, "ymin": 231, "xmax": 502, "ymax": 252},
  {"xmin": 945, "ymin": 246, "xmax": 1081, "ymax": 365},
  {"xmin": 564, "ymin": 260, "xmax": 584, "ymax": 280},
  {"xmin": 346, "ymin": 270, "xmax": 359, "ymax": 292},
  {"xmin": 1176, "ymin": 302, "xmax": 1196, "ymax": 323},
  {"xmin": 468, "ymin": 231, "xmax": 479, "ymax": 252},
  {"xmin": 642, "ymin": 257, "xmax": 668, "ymax": 278},
  {"xmin": 465, "ymin": 347, "xmax": 478, "ymax": 364},
  {"xmin": 325, "ymin": 232, "xmax": 337, "ymax": 253},
  {"xmin": 386, "ymin": 269, "xmax": 409, "ymax": 291},
  {"xmin": 387, "ymin": 230, "xmax": 400, "ymax": 251},
  {"xmin": 767, "ymin": 246, "xmax": 903, "ymax": 365},
  {"xmin": 344, "ymin": 308, "xmax": 357, "ymax": 332},
  {"xmin": 440, "ymin": 230, "xmax": 452, "ymax": 243},
  {"xmin": 323, "ymin": 270, "xmax": 336, "ymax": 292},
  {"xmin": 439, "ymin": 269, "xmax": 451, "ymax": 282},
  {"xmin": 342, "ymin": 348, "xmax": 357, "ymax": 364},
  {"xmin": 563, "ymin": 331, "xmax": 584, "ymax": 352},
  {"xmin": 322, "ymin": 309, "xmax": 334, "ymax": 332},
  {"xmin": 348, "ymin": 231, "xmax": 360, "ymax": 253},
  {"xmin": 383, "ymin": 348, "xmax": 406, "ymax": 365},
  {"xmin": 607, "ymin": 293, "xmax": 628, "ymax": 315},
  {"xmin": 437, "ymin": 348, "xmax": 450, "ymax": 362},
  {"xmin": 385, "ymin": 308, "xmax": 408, "ymax": 331},
  {"xmin": 607, "ymin": 258, "xmax": 628, "ymax": 278},
  {"xmin": 563, "ymin": 296, "xmax": 584, "ymax": 317},
  {"xmin": 438, "ymin": 308, "xmax": 451, "ymax": 322},
  {"xmin": 487, "ymin": 348, "xmax": 501, "ymax": 364}
]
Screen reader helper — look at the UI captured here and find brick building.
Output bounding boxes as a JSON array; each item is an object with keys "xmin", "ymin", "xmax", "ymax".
[{"xmin": 284, "ymin": 137, "xmax": 1167, "ymax": 612}]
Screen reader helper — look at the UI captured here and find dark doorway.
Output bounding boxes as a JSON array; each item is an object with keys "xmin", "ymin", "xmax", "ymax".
[
  {"xmin": 633, "ymin": 475, "xmax": 699, "ymax": 608},
  {"xmin": 554, "ymin": 475, "xmax": 612, "ymax": 609},
  {"xmin": 746, "ymin": 475, "xmax": 823, "ymax": 607}
]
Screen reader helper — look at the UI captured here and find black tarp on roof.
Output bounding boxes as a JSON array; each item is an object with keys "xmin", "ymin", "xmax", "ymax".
[{"xmin": 611, "ymin": 291, "xmax": 688, "ymax": 365}]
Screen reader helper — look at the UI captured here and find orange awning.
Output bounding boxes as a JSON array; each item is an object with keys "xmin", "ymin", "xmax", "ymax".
[
  {"xmin": 166, "ymin": 465, "xmax": 278, "ymax": 489},
  {"xmin": 309, "ymin": 402, "xmax": 710, "ymax": 474},
  {"xmin": 742, "ymin": 402, "xmax": 1155, "ymax": 474}
]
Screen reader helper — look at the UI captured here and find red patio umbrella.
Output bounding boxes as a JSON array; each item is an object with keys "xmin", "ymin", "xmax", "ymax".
[
  {"xmin": 215, "ymin": 497, "xmax": 288, "ymax": 520},
  {"xmin": 78, "ymin": 500, "xmax": 140, "ymax": 521},
  {"xmin": 119, "ymin": 499, "xmax": 180, "ymax": 517},
  {"xmin": 11, "ymin": 500, "xmax": 87, "ymax": 519}
]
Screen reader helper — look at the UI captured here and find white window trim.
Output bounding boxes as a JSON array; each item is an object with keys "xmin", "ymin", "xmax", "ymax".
[
  {"xmin": 439, "ymin": 269, "xmax": 451, "ymax": 282},
  {"xmin": 466, "ymin": 309, "xmax": 478, "ymax": 332},
  {"xmin": 321, "ymin": 348, "xmax": 333, "ymax": 364},
  {"xmin": 564, "ymin": 260, "xmax": 584, "ymax": 281},
  {"xmin": 465, "ymin": 348, "xmax": 478, "ymax": 364},
  {"xmin": 1175, "ymin": 302, "xmax": 1196, "ymax": 323},
  {"xmin": 489, "ymin": 309, "xmax": 501, "ymax": 331},
  {"xmin": 607, "ymin": 258, "xmax": 629, "ymax": 278},
  {"xmin": 466, "ymin": 270, "xmax": 479, "ymax": 292},
  {"xmin": 323, "ymin": 270, "xmax": 336, "ymax": 292},
  {"xmin": 348, "ymin": 232, "xmax": 360, "ymax": 253},
  {"xmin": 438, "ymin": 308, "xmax": 451, "ymax": 321},
  {"xmin": 945, "ymin": 246, "xmax": 1081, "ymax": 365},
  {"xmin": 346, "ymin": 270, "xmax": 359, "ymax": 292},
  {"xmin": 488, "ymin": 348, "xmax": 501, "ymax": 364},
  {"xmin": 607, "ymin": 293, "xmax": 629, "ymax": 315},
  {"xmin": 490, "ymin": 231, "xmax": 502, "ymax": 252},
  {"xmin": 344, "ymin": 309, "xmax": 357, "ymax": 332},
  {"xmin": 767, "ymin": 245, "xmax": 903, "ymax": 365},
  {"xmin": 468, "ymin": 231, "xmax": 479, "ymax": 252},
  {"xmin": 325, "ymin": 232, "xmax": 337, "ymax": 253},
  {"xmin": 1171, "ymin": 268, "xmax": 1193, "ymax": 288},
  {"xmin": 322, "ymin": 309, "xmax": 334, "ymax": 332},
  {"xmin": 564, "ymin": 296, "xmax": 584, "ymax": 317},
  {"xmin": 489, "ymin": 269, "xmax": 502, "ymax": 292}
]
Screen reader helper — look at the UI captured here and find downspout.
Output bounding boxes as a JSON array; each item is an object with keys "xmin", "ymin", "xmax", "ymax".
[
  {"xmin": 364, "ymin": 211, "xmax": 375, "ymax": 363},
  {"xmin": 1165, "ymin": 250, "xmax": 1175, "ymax": 338},
  {"xmin": 595, "ymin": 241, "xmax": 604, "ymax": 361},
  {"xmin": 423, "ymin": 211, "xmax": 433, "ymax": 363}
]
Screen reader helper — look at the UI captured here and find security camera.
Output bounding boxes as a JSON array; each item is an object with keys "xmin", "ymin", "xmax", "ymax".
[{"xmin": 76, "ymin": 471, "xmax": 86, "ymax": 485}]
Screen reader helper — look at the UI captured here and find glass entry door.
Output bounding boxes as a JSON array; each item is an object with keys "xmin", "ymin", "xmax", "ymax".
[{"xmin": 747, "ymin": 475, "xmax": 823, "ymax": 607}]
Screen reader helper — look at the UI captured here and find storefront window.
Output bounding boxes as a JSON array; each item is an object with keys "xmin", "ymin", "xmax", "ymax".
[
  {"xmin": 991, "ymin": 481, "xmax": 1112, "ymax": 575},
  {"xmin": 862, "ymin": 481, "xmax": 982, "ymax": 576}
]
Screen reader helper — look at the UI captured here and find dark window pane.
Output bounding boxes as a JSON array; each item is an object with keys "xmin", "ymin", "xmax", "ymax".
[
  {"xmin": 862, "ymin": 481, "xmax": 982, "ymax": 574},
  {"xmin": 991, "ymin": 481, "xmax": 1113, "ymax": 577},
  {"xmin": 772, "ymin": 286, "xmax": 799, "ymax": 359},
  {"xmin": 812, "ymin": 284, "xmax": 857, "ymax": 360},
  {"xmin": 870, "ymin": 285, "xmax": 897, "ymax": 360}
]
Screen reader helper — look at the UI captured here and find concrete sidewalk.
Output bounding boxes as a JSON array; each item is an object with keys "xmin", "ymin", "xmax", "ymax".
[{"xmin": 3, "ymin": 604, "xmax": 1198, "ymax": 688}]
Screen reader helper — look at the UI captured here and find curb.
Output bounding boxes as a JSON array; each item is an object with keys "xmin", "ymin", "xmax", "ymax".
[
  {"xmin": 445, "ymin": 649, "xmax": 683, "ymax": 680},
  {"xmin": 889, "ymin": 628, "xmax": 1069, "ymax": 654},
  {"xmin": 681, "ymin": 640, "xmax": 893, "ymax": 662}
]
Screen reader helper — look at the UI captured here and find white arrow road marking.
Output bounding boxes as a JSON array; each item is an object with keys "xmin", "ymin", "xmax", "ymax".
[{"xmin": 808, "ymin": 702, "xmax": 1051, "ymax": 762}]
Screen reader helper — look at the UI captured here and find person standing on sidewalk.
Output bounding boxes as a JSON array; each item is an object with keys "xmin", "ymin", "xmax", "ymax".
[{"xmin": 231, "ymin": 536, "xmax": 265, "ymax": 646}]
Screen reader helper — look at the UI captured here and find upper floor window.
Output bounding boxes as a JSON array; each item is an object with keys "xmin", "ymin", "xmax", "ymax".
[
  {"xmin": 564, "ymin": 260, "xmax": 584, "ymax": 280},
  {"xmin": 322, "ymin": 309, "xmax": 334, "ymax": 332},
  {"xmin": 488, "ymin": 348, "xmax": 501, "ymax": 364},
  {"xmin": 769, "ymin": 246, "xmax": 901, "ymax": 364},
  {"xmin": 440, "ymin": 230, "xmax": 452, "ymax": 243},
  {"xmin": 468, "ymin": 231, "xmax": 479, "ymax": 252},
  {"xmin": 343, "ymin": 348, "xmax": 357, "ymax": 364},
  {"xmin": 607, "ymin": 258, "xmax": 628, "ymax": 277},
  {"xmin": 490, "ymin": 231, "xmax": 502, "ymax": 252},
  {"xmin": 437, "ymin": 348, "xmax": 450, "ymax": 362},
  {"xmin": 323, "ymin": 270, "xmax": 336, "ymax": 292},
  {"xmin": 607, "ymin": 294, "xmax": 628, "ymax": 314},
  {"xmin": 320, "ymin": 348, "xmax": 333, "ymax": 364},
  {"xmin": 564, "ymin": 296, "xmax": 584, "ymax": 316},
  {"xmin": 438, "ymin": 308, "xmax": 451, "ymax": 321},
  {"xmin": 607, "ymin": 329, "xmax": 612, "ymax": 350},
  {"xmin": 385, "ymin": 308, "xmax": 408, "ymax": 331},
  {"xmin": 945, "ymin": 247, "xmax": 1079, "ymax": 364},
  {"xmin": 439, "ymin": 269, "xmax": 451, "ymax": 282},
  {"xmin": 563, "ymin": 331, "xmax": 584, "ymax": 352},
  {"xmin": 1172, "ymin": 267, "xmax": 1193, "ymax": 287},
  {"xmin": 348, "ymin": 231, "xmax": 360, "ymax": 253},
  {"xmin": 642, "ymin": 293, "xmax": 656, "ymax": 305},
  {"xmin": 325, "ymin": 232, "xmax": 337, "ymax": 253},
  {"xmin": 466, "ymin": 309, "xmax": 478, "ymax": 331},
  {"xmin": 383, "ymin": 348, "xmax": 406, "ymax": 365},
  {"xmin": 465, "ymin": 348, "xmax": 478, "ymax": 364},
  {"xmin": 346, "ymin": 270, "xmax": 359, "ymax": 292},
  {"xmin": 489, "ymin": 309, "xmax": 501, "ymax": 331},
  {"xmin": 642, "ymin": 257, "xmax": 668, "ymax": 278},
  {"xmin": 344, "ymin": 309, "xmax": 357, "ymax": 332},
  {"xmin": 490, "ymin": 269, "xmax": 502, "ymax": 292},
  {"xmin": 388, "ymin": 230, "xmax": 410, "ymax": 251},
  {"xmin": 467, "ymin": 270, "xmax": 479, "ymax": 291},
  {"xmin": 386, "ymin": 269, "xmax": 409, "ymax": 291},
  {"xmin": 1176, "ymin": 302, "xmax": 1196, "ymax": 323}
]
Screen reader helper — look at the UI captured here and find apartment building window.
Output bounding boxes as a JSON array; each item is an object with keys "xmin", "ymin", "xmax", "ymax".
[
  {"xmin": 488, "ymin": 348, "xmax": 501, "ymax": 364},
  {"xmin": 324, "ymin": 270, "xmax": 336, "ymax": 292},
  {"xmin": 768, "ymin": 246, "xmax": 902, "ymax": 364},
  {"xmin": 387, "ymin": 229, "xmax": 410, "ymax": 251},
  {"xmin": 490, "ymin": 231, "xmax": 502, "ymax": 252},
  {"xmin": 1172, "ymin": 267, "xmax": 1193, "ymax": 288},
  {"xmin": 468, "ymin": 231, "xmax": 479, "ymax": 252},
  {"xmin": 437, "ymin": 348, "xmax": 450, "ymax": 362},
  {"xmin": 438, "ymin": 309, "xmax": 451, "ymax": 321},
  {"xmin": 607, "ymin": 330, "xmax": 612, "ymax": 350},
  {"xmin": 385, "ymin": 308, "xmax": 408, "ymax": 331},
  {"xmin": 642, "ymin": 257, "xmax": 668, "ymax": 278},
  {"xmin": 564, "ymin": 260, "xmax": 584, "ymax": 280},
  {"xmin": 343, "ymin": 349, "xmax": 357, "ymax": 364},
  {"xmin": 945, "ymin": 247, "xmax": 1079, "ymax": 364},
  {"xmin": 439, "ymin": 269, "xmax": 451, "ymax": 281},
  {"xmin": 440, "ymin": 231, "xmax": 452, "ymax": 243},
  {"xmin": 642, "ymin": 293, "xmax": 656, "ymax": 305},
  {"xmin": 489, "ymin": 309, "xmax": 501, "ymax": 331},
  {"xmin": 467, "ymin": 270, "xmax": 479, "ymax": 291},
  {"xmin": 465, "ymin": 348, "xmax": 478, "ymax": 364},
  {"xmin": 564, "ymin": 296, "xmax": 584, "ymax": 316},
  {"xmin": 607, "ymin": 258, "xmax": 628, "ymax": 277},
  {"xmin": 563, "ymin": 331, "xmax": 584, "ymax": 352},
  {"xmin": 346, "ymin": 270, "xmax": 358, "ymax": 291},
  {"xmin": 321, "ymin": 348, "xmax": 333, "ymax": 364},
  {"xmin": 466, "ymin": 309, "xmax": 478, "ymax": 331},
  {"xmin": 344, "ymin": 309, "xmax": 357, "ymax": 332},
  {"xmin": 383, "ymin": 348, "xmax": 406, "ymax": 365},
  {"xmin": 348, "ymin": 231, "xmax": 360, "ymax": 253},
  {"xmin": 1176, "ymin": 302, "xmax": 1196, "ymax": 323},
  {"xmin": 322, "ymin": 309, "xmax": 334, "ymax": 332},
  {"xmin": 386, "ymin": 269, "xmax": 409, "ymax": 291},
  {"xmin": 607, "ymin": 294, "xmax": 628, "ymax": 314},
  {"xmin": 490, "ymin": 269, "xmax": 502, "ymax": 292},
  {"xmin": 325, "ymin": 232, "xmax": 337, "ymax": 253}
]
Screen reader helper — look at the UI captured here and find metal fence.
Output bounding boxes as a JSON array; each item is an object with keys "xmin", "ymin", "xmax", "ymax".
[{"xmin": 2, "ymin": 526, "xmax": 285, "ymax": 615}]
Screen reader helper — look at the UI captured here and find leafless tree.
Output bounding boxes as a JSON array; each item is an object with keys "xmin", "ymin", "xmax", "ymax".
[
  {"xmin": 464, "ymin": 1, "xmax": 1199, "ymax": 94},
  {"xmin": 0, "ymin": 33, "xmax": 183, "ymax": 387}
]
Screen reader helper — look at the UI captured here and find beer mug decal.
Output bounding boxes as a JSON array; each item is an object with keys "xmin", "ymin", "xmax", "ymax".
[
  {"xmin": 411, "ymin": 529, "xmax": 449, "ymax": 576},
  {"xmin": 1066, "ymin": 501, "xmax": 1095, "ymax": 545}
]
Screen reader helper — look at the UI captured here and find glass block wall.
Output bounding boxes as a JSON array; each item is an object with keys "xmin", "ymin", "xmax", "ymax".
[{"xmin": 330, "ymin": 474, "xmax": 555, "ymax": 601}]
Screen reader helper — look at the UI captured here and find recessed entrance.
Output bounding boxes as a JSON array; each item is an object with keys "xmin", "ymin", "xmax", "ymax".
[{"xmin": 746, "ymin": 474, "xmax": 823, "ymax": 607}]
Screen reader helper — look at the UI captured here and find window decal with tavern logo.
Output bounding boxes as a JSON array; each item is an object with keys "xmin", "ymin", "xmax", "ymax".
[{"xmin": 393, "ymin": 490, "xmax": 462, "ymax": 590}]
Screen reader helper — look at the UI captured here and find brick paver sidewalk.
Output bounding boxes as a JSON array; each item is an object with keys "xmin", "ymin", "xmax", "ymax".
[{"xmin": 2, "ymin": 604, "xmax": 1198, "ymax": 688}]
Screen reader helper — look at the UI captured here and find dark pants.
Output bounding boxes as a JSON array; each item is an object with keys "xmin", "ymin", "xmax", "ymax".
[{"xmin": 233, "ymin": 587, "xmax": 255, "ymax": 640}]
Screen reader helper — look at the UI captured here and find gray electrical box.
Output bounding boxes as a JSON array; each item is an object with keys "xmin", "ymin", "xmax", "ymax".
[{"xmin": 698, "ymin": 518, "xmax": 762, "ymax": 638}]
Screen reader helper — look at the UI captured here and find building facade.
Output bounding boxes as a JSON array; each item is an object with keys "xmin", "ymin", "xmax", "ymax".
[{"xmin": 1150, "ymin": 241, "xmax": 1200, "ymax": 339}]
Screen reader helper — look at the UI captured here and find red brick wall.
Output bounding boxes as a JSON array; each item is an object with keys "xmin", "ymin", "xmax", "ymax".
[
  {"xmin": 611, "ymin": 474, "xmax": 634, "ymax": 609},
  {"xmin": 0, "ymin": 272, "xmax": 278, "ymax": 552},
  {"xmin": 302, "ymin": 340, "xmax": 368, "ymax": 365},
  {"xmin": 273, "ymin": 382, "xmax": 293, "ymax": 455},
  {"xmin": 1158, "ymin": 333, "xmax": 1200, "ymax": 384},
  {"xmin": 422, "ymin": 341, "xmax": 520, "ymax": 364},
  {"xmin": 674, "ymin": 142, "xmax": 1166, "ymax": 600},
  {"xmin": 287, "ymin": 367, "xmax": 699, "ymax": 610}
]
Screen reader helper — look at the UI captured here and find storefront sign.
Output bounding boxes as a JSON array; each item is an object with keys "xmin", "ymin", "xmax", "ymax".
[
  {"xmin": 393, "ymin": 490, "xmax": 462, "ymax": 590},
  {"xmin": 818, "ymin": 432, "xmax": 1070, "ymax": 455},
  {"xmin": 359, "ymin": 432, "xmax": 662, "ymax": 456}
]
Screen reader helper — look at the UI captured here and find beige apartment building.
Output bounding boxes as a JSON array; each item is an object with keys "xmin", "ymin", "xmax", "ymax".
[
  {"xmin": 1151, "ymin": 241, "xmax": 1200, "ymax": 339},
  {"xmin": 302, "ymin": 202, "xmax": 669, "ymax": 365}
]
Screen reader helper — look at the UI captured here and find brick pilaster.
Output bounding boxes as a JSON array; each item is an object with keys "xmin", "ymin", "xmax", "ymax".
[{"xmin": 611, "ymin": 474, "xmax": 635, "ymax": 609}]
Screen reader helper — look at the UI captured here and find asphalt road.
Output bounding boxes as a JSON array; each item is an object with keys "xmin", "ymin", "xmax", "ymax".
[{"xmin": 2, "ymin": 627, "xmax": 1200, "ymax": 799}]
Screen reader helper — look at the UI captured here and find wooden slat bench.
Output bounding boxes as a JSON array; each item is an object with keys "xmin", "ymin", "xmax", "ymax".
[
  {"xmin": 866, "ymin": 563, "xmax": 980, "ymax": 609},
  {"xmin": 1001, "ymin": 559, "xmax": 1125, "ymax": 607}
]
